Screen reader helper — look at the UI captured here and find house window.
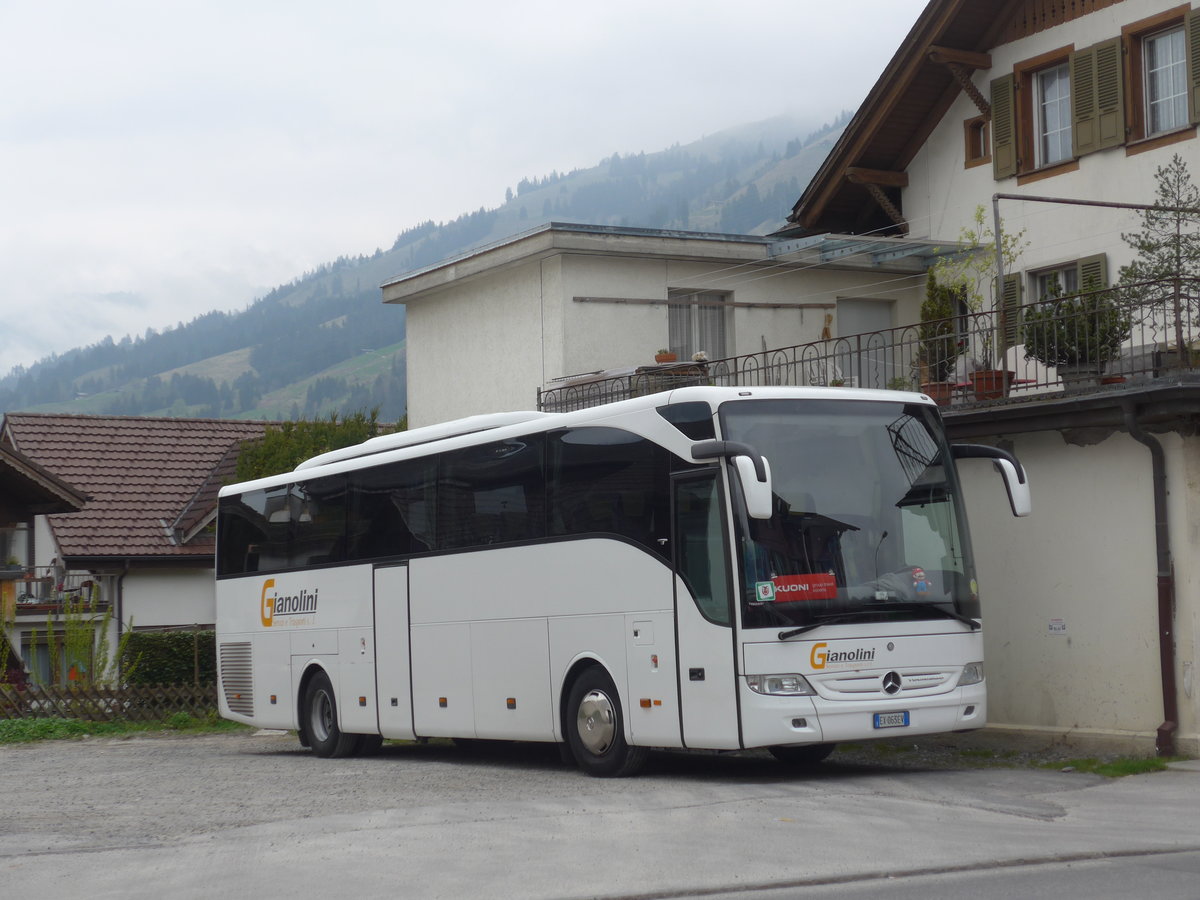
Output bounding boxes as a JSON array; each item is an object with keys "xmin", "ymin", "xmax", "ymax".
[
  {"xmin": 1143, "ymin": 26, "xmax": 1188, "ymax": 136},
  {"xmin": 1028, "ymin": 254, "xmax": 1109, "ymax": 302},
  {"xmin": 668, "ymin": 290, "xmax": 728, "ymax": 360},
  {"xmin": 1033, "ymin": 265, "xmax": 1079, "ymax": 300},
  {"xmin": 1035, "ymin": 63, "xmax": 1072, "ymax": 167},
  {"xmin": 964, "ymin": 116, "xmax": 990, "ymax": 167}
]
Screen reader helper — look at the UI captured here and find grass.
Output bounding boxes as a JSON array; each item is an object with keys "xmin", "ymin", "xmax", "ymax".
[
  {"xmin": 1038, "ymin": 756, "xmax": 1176, "ymax": 777},
  {"xmin": 0, "ymin": 713, "xmax": 249, "ymax": 744}
]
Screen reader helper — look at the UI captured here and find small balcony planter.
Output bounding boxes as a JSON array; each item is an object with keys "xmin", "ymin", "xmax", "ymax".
[
  {"xmin": 968, "ymin": 369, "xmax": 1014, "ymax": 400},
  {"xmin": 654, "ymin": 350, "xmax": 677, "ymax": 364}
]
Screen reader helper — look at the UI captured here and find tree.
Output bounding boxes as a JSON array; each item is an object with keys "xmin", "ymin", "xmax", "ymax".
[
  {"xmin": 929, "ymin": 204, "xmax": 1027, "ymax": 368},
  {"xmin": 233, "ymin": 409, "xmax": 395, "ymax": 481},
  {"xmin": 1117, "ymin": 154, "xmax": 1200, "ymax": 361}
]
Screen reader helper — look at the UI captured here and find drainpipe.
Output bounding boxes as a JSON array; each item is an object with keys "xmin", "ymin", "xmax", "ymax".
[{"xmin": 1122, "ymin": 401, "xmax": 1178, "ymax": 756}]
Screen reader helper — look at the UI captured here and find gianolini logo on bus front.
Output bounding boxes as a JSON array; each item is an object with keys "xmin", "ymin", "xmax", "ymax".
[{"xmin": 260, "ymin": 578, "xmax": 319, "ymax": 627}]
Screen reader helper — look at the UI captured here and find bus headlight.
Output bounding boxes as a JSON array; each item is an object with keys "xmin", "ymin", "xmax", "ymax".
[
  {"xmin": 746, "ymin": 674, "xmax": 817, "ymax": 696},
  {"xmin": 957, "ymin": 662, "xmax": 984, "ymax": 686}
]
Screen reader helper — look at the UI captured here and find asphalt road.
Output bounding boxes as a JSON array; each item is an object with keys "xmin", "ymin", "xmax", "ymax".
[{"xmin": 3, "ymin": 731, "xmax": 1198, "ymax": 899}]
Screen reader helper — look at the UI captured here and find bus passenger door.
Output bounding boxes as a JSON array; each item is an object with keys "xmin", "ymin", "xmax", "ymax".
[
  {"xmin": 374, "ymin": 564, "xmax": 415, "ymax": 740},
  {"xmin": 673, "ymin": 471, "xmax": 741, "ymax": 749}
]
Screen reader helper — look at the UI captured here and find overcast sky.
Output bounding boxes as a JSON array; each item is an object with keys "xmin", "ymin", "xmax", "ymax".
[{"xmin": 0, "ymin": 0, "xmax": 927, "ymax": 373}]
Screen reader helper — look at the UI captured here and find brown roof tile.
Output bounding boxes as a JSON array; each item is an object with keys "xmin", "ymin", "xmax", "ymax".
[{"xmin": 1, "ymin": 414, "xmax": 270, "ymax": 562}]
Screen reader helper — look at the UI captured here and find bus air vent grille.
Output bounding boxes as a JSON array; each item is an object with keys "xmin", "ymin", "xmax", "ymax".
[{"xmin": 219, "ymin": 641, "xmax": 254, "ymax": 716}]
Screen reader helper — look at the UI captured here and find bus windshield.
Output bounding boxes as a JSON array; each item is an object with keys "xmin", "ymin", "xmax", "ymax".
[{"xmin": 719, "ymin": 398, "xmax": 978, "ymax": 631}]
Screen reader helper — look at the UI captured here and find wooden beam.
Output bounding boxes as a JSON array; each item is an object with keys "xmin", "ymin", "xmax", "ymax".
[
  {"xmin": 845, "ymin": 167, "xmax": 909, "ymax": 188},
  {"xmin": 927, "ymin": 45, "xmax": 992, "ymax": 69}
]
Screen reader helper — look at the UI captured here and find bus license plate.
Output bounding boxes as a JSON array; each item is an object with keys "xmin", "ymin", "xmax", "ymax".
[{"xmin": 874, "ymin": 711, "xmax": 910, "ymax": 729}]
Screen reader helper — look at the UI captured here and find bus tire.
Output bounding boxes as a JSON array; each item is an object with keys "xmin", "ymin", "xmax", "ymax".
[
  {"xmin": 566, "ymin": 667, "xmax": 647, "ymax": 777},
  {"xmin": 303, "ymin": 670, "xmax": 360, "ymax": 758},
  {"xmin": 768, "ymin": 743, "xmax": 836, "ymax": 766}
]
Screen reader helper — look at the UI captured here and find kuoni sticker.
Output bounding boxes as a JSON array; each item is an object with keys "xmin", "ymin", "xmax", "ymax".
[{"xmin": 771, "ymin": 574, "xmax": 837, "ymax": 602}]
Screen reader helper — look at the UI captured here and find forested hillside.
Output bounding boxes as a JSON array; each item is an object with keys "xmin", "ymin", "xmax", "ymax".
[{"xmin": 0, "ymin": 112, "xmax": 847, "ymax": 421}]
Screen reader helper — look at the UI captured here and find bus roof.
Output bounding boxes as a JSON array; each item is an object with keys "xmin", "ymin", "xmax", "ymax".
[{"xmin": 223, "ymin": 386, "xmax": 935, "ymax": 496}]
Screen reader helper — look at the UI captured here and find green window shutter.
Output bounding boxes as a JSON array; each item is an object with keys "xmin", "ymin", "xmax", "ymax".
[
  {"xmin": 1076, "ymin": 253, "xmax": 1109, "ymax": 290},
  {"xmin": 1072, "ymin": 45, "xmax": 1099, "ymax": 155},
  {"xmin": 1093, "ymin": 39, "xmax": 1125, "ymax": 151},
  {"xmin": 1072, "ymin": 40, "xmax": 1125, "ymax": 157},
  {"xmin": 1000, "ymin": 273, "xmax": 1023, "ymax": 350},
  {"xmin": 991, "ymin": 74, "xmax": 1017, "ymax": 179},
  {"xmin": 1188, "ymin": 9, "xmax": 1200, "ymax": 124}
]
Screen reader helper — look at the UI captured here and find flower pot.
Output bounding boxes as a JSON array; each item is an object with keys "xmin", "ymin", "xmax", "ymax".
[
  {"xmin": 920, "ymin": 381, "xmax": 956, "ymax": 407},
  {"xmin": 654, "ymin": 352, "xmax": 677, "ymax": 364},
  {"xmin": 968, "ymin": 369, "xmax": 1013, "ymax": 400},
  {"xmin": 1058, "ymin": 363, "xmax": 1101, "ymax": 388}
]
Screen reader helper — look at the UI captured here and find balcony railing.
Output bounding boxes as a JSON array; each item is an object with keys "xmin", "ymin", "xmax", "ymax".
[
  {"xmin": 538, "ymin": 284, "xmax": 1199, "ymax": 412},
  {"xmin": 1, "ymin": 568, "xmax": 110, "ymax": 618}
]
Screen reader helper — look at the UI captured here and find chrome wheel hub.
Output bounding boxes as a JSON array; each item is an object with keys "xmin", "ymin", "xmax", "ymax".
[{"xmin": 576, "ymin": 689, "xmax": 615, "ymax": 756}]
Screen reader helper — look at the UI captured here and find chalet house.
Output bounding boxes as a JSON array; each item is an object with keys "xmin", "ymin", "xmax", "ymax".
[
  {"xmin": 378, "ymin": 0, "xmax": 1200, "ymax": 756},
  {"xmin": 0, "ymin": 414, "xmax": 268, "ymax": 682},
  {"xmin": 780, "ymin": 0, "xmax": 1200, "ymax": 757}
]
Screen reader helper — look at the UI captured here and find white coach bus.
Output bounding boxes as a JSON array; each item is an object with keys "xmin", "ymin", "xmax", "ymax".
[{"xmin": 216, "ymin": 386, "xmax": 1029, "ymax": 776}]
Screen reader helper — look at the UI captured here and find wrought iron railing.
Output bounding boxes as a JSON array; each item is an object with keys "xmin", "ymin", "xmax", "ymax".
[
  {"xmin": 4, "ymin": 567, "xmax": 110, "ymax": 617},
  {"xmin": 538, "ymin": 282, "xmax": 1199, "ymax": 412}
]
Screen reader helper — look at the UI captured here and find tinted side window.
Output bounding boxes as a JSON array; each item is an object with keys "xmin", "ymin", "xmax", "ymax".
[
  {"xmin": 548, "ymin": 427, "xmax": 670, "ymax": 557},
  {"xmin": 293, "ymin": 476, "xmax": 347, "ymax": 567},
  {"xmin": 346, "ymin": 457, "xmax": 437, "ymax": 560},
  {"xmin": 438, "ymin": 437, "xmax": 545, "ymax": 550},
  {"xmin": 216, "ymin": 477, "xmax": 346, "ymax": 575},
  {"xmin": 217, "ymin": 491, "xmax": 271, "ymax": 576}
]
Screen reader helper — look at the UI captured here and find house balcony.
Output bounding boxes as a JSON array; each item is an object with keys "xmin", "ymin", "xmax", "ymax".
[
  {"xmin": 0, "ymin": 567, "xmax": 110, "ymax": 619},
  {"xmin": 538, "ymin": 290, "xmax": 1198, "ymax": 414}
]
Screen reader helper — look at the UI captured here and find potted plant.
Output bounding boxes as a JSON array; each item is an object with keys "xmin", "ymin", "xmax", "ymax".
[
  {"xmin": 929, "ymin": 205, "xmax": 1028, "ymax": 400},
  {"xmin": 654, "ymin": 348, "xmax": 677, "ymax": 363},
  {"xmin": 1022, "ymin": 277, "xmax": 1130, "ymax": 387},
  {"xmin": 916, "ymin": 271, "xmax": 961, "ymax": 405}
]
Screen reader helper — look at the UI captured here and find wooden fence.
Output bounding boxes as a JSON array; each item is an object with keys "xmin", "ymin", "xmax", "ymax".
[{"xmin": 0, "ymin": 683, "xmax": 217, "ymax": 721}]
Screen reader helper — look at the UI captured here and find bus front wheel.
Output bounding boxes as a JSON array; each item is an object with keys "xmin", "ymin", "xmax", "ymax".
[
  {"xmin": 768, "ymin": 743, "xmax": 836, "ymax": 766},
  {"xmin": 303, "ymin": 670, "xmax": 361, "ymax": 758},
  {"xmin": 565, "ymin": 667, "xmax": 647, "ymax": 777}
]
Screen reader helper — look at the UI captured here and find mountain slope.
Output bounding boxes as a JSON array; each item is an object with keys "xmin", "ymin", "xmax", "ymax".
[{"xmin": 0, "ymin": 113, "xmax": 845, "ymax": 421}]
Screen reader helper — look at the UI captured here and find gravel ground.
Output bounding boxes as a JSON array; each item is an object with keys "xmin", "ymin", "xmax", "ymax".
[{"xmin": 0, "ymin": 725, "xmax": 1134, "ymax": 856}]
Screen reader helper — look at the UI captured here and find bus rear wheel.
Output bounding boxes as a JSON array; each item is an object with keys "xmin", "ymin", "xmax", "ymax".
[
  {"xmin": 768, "ymin": 743, "xmax": 836, "ymax": 766},
  {"xmin": 566, "ymin": 667, "xmax": 647, "ymax": 777},
  {"xmin": 303, "ymin": 670, "xmax": 361, "ymax": 758}
]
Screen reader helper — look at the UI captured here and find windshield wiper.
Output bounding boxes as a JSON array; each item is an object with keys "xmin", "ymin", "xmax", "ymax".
[
  {"xmin": 778, "ymin": 612, "xmax": 874, "ymax": 640},
  {"xmin": 777, "ymin": 603, "xmax": 979, "ymax": 641},
  {"xmin": 882, "ymin": 601, "xmax": 980, "ymax": 630}
]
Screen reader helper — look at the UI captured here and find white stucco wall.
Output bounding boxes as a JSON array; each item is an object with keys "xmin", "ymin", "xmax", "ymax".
[
  {"xmin": 404, "ymin": 246, "xmax": 923, "ymax": 427},
  {"xmin": 121, "ymin": 567, "xmax": 216, "ymax": 630},
  {"xmin": 404, "ymin": 261, "xmax": 549, "ymax": 427},
  {"xmin": 904, "ymin": 0, "xmax": 1188, "ymax": 279},
  {"xmin": 959, "ymin": 426, "xmax": 1198, "ymax": 754}
]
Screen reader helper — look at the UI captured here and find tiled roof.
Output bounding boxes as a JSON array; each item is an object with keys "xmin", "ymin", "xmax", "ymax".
[{"xmin": 1, "ymin": 414, "xmax": 270, "ymax": 562}]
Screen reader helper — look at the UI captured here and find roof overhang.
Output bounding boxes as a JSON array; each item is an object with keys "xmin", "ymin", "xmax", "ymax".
[
  {"xmin": 787, "ymin": 0, "xmax": 1012, "ymax": 235},
  {"xmin": 381, "ymin": 222, "xmax": 776, "ymax": 305}
]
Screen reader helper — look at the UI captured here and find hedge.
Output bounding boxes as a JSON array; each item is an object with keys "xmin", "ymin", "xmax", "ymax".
[{"xmin": 121, "ymin": 630, "xmax": 217, "ymax": 686}]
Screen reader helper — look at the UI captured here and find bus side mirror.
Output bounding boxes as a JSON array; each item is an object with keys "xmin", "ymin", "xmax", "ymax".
[
  {"xmin": 951, "ymin": 444, "xmax": 1031, "ymax": 518},
  {"xmin": 733, "ymin": 455, "xmax": 774, "ymax": 520},
  {"xmin": 691, "ymin": 440, "xmax": 774, "ymax": 520}
]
